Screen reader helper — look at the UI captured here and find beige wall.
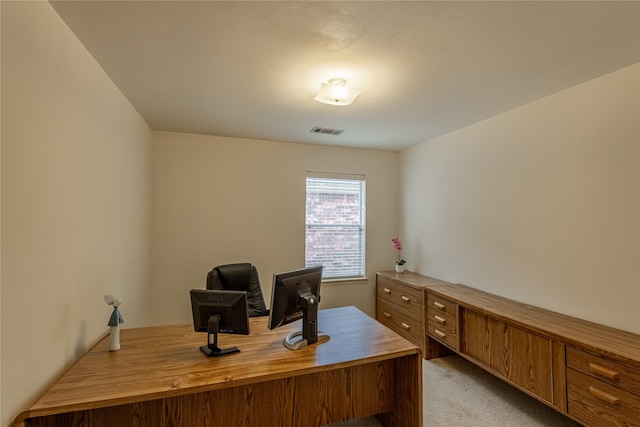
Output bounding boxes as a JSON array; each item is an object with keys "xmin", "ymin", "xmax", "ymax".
[
  {"xmin": 400, "ymin": 63, "xmax": 640, "ymax": 333},
  {"xmin": 0, "ymin": 5, "xmax": 4, "ymax": 425},
  {"xmin": 0, "ymin": 2, "xmax": 3, "ymax": 423},
  {"xmin": 4, "ymin": 2, "xmax": 638, "ymax": 425},
  {"xmin": 151, "ymin": 131, "xmax": 398, "ymax": 325},
  {"xmin": 1, "ymin": 3, "xmax": 152, "ymax": 425}
]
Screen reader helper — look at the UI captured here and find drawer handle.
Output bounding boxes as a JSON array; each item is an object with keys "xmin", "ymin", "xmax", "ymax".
[
  {"xmin": 434, "ymin": 315, "xmax": 446, "ymax": 324},
  {"xmin": 401, "ymin": 322, "xmax": 410, "ymax": 330},
  {"xmin": 384, "ymin": 288, "xmax": 391, "ymax": 294},
  {"xmin": 383, "ymin": 312, "xmax": 391, "ymax": 319},
  {"xmin": 589, "ymin": 386, "xmax": 621, "ymax": 406},
  {"xmin": 401, "ymin": 296, "xmax": 411, "ymax": 302},
  {"xmin": 434, "ymin": 301, "xmax": 446, "ymax": 310},
  {"xmin": 434, "ymin": 329, "xmax": 446, "ymax": 338},
  {"xmin": 589, "ymin": 363, "xmax": 620, "ymax": 380}
]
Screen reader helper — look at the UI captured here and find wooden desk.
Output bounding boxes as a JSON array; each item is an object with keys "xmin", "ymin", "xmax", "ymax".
[{"xmin": 16, "ymin": 306, "xmax": 422, "ymax": 427}]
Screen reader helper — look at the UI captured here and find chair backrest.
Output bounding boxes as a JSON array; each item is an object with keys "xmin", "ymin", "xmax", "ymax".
[{"xmin": 206, "ymin": 263, "xmax": 269, "ymax": 317}]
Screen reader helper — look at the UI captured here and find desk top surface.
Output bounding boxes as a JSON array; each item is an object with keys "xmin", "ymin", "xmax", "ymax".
[
  {"xmin": 20, "ymin": 306, "xmax": 419, "ymax": 420},
  {"xmin": 377, "ymin": 271, "xmax": 640, "ymax": 367}
]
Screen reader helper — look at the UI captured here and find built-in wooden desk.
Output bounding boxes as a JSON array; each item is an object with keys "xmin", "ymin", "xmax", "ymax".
[{"xmin": 16, "ymin": 306, "xmax": 422, "ymax": 427}]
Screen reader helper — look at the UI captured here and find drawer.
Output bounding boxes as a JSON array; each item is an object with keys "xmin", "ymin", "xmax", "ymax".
[
  {"xmin": 377, "ymin": 276, "xmax": 423, "ymax": 318},
  {"xmin": 567, "ymin": 367, "xmax": 640, "ymax": 427},
  {"xmin": 427, "ymin": 293, "xmax": 457, "ymax": 320},
  {"xmin": 426, "ymin": 320, "xmax": 457, "ymax": 350},
  {"xmin": 426, "ymin": 301, "xmax": 456, "ymax": 329},
  {"xmin": 426, "ymin": 292, "xmax": 458, "ymax": 349},
  {"xmin": 567, "ymin": 346, "xmax": 640, "ymax": 396},
  {"xmin": 376, "ymin": 299, "xmax": 423, "ymax": 349}
]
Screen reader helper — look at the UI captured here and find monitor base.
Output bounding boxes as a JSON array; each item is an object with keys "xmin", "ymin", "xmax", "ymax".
[
  {"xmin": 200, "ymin": 345, "xmax": 240, "ymax": 357},
  {"xmin": 283, "ymin": 331, "xmax": 330, "ymax": 350}
]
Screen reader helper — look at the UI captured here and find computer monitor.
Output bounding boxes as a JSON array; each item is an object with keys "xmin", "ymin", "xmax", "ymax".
[
  {"xmin": 267, "ymin": 265, "xmax": 329, "ymax": 350},
  {"xmin": 190, "ymin": 289, "xmax": 250, "ymax": 357}
]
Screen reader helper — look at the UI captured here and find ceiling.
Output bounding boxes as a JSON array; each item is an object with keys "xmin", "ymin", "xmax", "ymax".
[{"xmin": 50, "ymin": 1, "xmax": 640, "ymax": 152}]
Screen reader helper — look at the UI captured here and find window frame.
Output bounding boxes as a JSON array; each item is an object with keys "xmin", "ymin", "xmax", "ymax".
[{"xmin": 304, "ymin": 172, "xmax": 366, "ymax": 280}]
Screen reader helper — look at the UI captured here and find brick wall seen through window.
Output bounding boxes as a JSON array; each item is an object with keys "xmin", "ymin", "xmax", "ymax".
[{"xmin": 305, "ymin": 175, "xmax": 366, "ymax": 278}]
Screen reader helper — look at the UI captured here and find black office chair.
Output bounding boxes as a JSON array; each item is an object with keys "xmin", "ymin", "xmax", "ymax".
[{"xmin": 206, "ymin": 263, "xmax": 269, "ymax": 317}]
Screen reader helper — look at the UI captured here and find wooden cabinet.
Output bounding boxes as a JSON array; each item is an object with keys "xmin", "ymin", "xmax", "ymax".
[
  {"xmin": 376, "ymin": 274, "xmax": 424, "ymax": 351},
  {"xmin": 426, "ymin": 293, "xmax": 458, "ymax": 351},
  {"xmin": 566, "ymin": 346, "xmax": 640, "ymax": 426},
  {"xmin": 376, "ymin": 271, "xmax": 640, "ymax": 426},
  {"xmin": 460, "ymin": 308, "xmax": 554, "ymax": 405},
  {"xmin": 375, "ymin": 272, "xmax": 451, "ymax": 356}
]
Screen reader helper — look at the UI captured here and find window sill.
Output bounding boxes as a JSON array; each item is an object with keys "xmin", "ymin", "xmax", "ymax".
[{"xmin": 322, "ymin": 276, "xmax": 369, "ymax": 286}]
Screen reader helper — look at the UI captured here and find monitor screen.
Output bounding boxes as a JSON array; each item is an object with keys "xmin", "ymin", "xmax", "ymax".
[
  {"xmin": 267, "ymin": 266, "xmax": 329, "ymax": 350},
  {"xmin": 190, "ymin": 289, "xmax": 249, "ymax": 357}
]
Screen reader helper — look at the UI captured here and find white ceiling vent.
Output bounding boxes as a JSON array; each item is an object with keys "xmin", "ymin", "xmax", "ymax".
[{"xmin": 310, "ymin": 127, "xmax": 344, "ymax": 136}]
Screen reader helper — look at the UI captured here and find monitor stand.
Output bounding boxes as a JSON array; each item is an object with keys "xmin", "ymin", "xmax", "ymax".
[
  {"xmin": 200, "ymin": 315, "xmax": 240, "ymax": 357},
  {"xmin": 283, "ymin": 292, "xmax": 330, "ymax": 350},
  {"xmin": 283, "ymin": 330, "xmax": 330, "ymax": 350}
]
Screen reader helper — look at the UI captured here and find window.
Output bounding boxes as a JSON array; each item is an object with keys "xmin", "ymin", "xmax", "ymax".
[{"xmin": 305, "ymin": 173, "xmax": 366, "ymax": 279}]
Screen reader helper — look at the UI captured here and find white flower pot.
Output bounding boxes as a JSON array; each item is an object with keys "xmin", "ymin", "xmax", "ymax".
[{"xmin": 395, "ymin": 264, "xmax": 405, "ymax": 273}]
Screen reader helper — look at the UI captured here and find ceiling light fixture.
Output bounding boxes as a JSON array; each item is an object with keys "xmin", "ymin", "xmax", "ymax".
[{"xmin": 314, "ymin": 78, "xmax": 360, "ymax": 106}]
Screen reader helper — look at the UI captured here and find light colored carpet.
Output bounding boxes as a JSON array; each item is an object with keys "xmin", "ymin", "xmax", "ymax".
[{"xmin": 328, "ymin": 355, "xmax": 581, "ymax": 427}]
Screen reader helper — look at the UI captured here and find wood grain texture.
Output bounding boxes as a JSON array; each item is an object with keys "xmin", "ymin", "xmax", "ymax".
[
  {"xmin": 376, "ymin": 298, "xmax": 423, "ymax": 347},
  {"xmin": 379, "ymin": 270, "xmax": 640, "ymax": 425},
  {"xmin": 377, "ymin": 354, "xmax": 423, "ymax": 427},
  {"xmin": 423, "ymin": 335, "xmax": 456, "ymax": 360},
  {"xmin": 378, "ymin": 271, "xmax": 640, "ymax": 369},
  {"xmin": 377, "ymin": 271, "xmax": 451, "ymax": 290},
  {"xmin": 376, "ymin": 274, "xmax": 426, "ymax": 353},
  {"xmin": 460, "ymin": 308, "xmax": 487, "ymax": 361},
  {"xmin": 376, "ymin": 272, "xmax": 455, "ymax": 359},
  {"xmin": 427, "ymin": 282, "xmax": 640, "ymax": 369},
  {"xmin": 461, "ymin": 309, "xmax": 553, "ymax": 403},
  {"xmin": 426, "ymin": 293, "xmax": 458, "ymax": 350},
  {"xmin": 551, "ymin": 340, "xmax": 567, "ymax": 410},
  {"xmin": 567, "ymin": 367, "xmax": 640, "ymax": 426},
  {"xmin": 567, "ymin": 346, "xmax": 640, "ymax": 396},
  {"xmin": 377, "ymin": 275, "xmax": 424, "ymax": 309},
  {"xmin": 17, "ymin": 306, "xmax": 421, "ymax": 427},
  {"xmin": 24, "ymin": 400, "xmax": 161, "ymax": 427}
]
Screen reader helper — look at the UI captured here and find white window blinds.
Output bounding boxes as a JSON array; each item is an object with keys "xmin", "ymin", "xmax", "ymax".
[{"xmin": 305, "ymin": 173, "xmax": 366, "ymax": 279}]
